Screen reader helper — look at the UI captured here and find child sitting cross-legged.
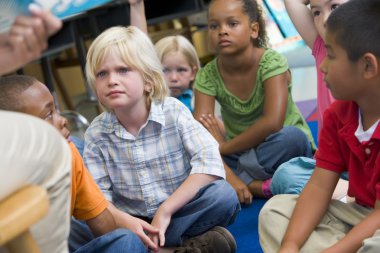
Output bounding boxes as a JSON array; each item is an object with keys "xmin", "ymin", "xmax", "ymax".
[
  {"xmin": 83, "ymin": 26, "xmax": 240, "ymax": 253},
  {"xmin": 259, "ymin": 0, "xmax": 380, "ymax": 252},
  {"xmin": 0, "ymin": 75, "xmax": 159, "ymax": 253}
]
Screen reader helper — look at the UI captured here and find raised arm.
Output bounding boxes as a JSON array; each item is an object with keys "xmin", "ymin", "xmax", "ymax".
[
  {"xmin": 284, "ymin": 0, "xmax": 318, "ymax": 49},
  {"xmin": 0, "ymin": 5, "xmax": 62, "ymax": 75},
  {"xmin": 128, "ymin": 0, "xmax": 148, "ymax": 34}
]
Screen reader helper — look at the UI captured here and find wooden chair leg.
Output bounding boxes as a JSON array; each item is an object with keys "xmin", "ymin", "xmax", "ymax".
[
  {"xmin": 0, "ymin": 185, "xmax": 49, "ymax": 253},
  {"xmin": 6, "ymin": 231, "xmax": 41, "ymax": 253}
]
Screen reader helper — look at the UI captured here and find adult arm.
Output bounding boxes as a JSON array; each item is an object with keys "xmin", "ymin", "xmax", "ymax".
[
  {"xmin": 284, "ymin": 0, "xmax": 318, "ymax": 49},
  {"xmin": 279, "ymin": 167, "xmax": 340, "ymax": 253},
  {"xmin": 128, "ymin": 0, "xmax": 148, "ymax": 33},
  {"xmin": 0, "ymin": 6, "xmax": 62, "ymax": 75}
]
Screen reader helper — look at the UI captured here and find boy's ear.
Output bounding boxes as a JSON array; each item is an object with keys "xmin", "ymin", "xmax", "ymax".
[
  {"xmin": 250, "ymin": 22, "xmax": 259, "ymax": 40},
  {"xmin": 361, "ymin": 53, "xmax": 378, "ymax": 79}
]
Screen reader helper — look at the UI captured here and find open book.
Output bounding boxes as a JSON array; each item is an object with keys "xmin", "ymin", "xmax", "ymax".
[{"xmin": 0, "ymin": 0, "xmax": 113, "ymax": 33}]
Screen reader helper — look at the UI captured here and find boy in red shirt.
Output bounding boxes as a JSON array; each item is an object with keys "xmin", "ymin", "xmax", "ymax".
[{"xmin": 259, "ymin": 0, "xmax": 380, "ymax": 252}]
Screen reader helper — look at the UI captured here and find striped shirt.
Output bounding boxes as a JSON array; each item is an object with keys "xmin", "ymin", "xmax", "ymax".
[{"xmin": 84, "ymin": 97, "xmax": 225, "ymax": 218}]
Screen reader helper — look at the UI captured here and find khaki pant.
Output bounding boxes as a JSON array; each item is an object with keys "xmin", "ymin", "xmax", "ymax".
[
  {"xmin": 0, "ymin": 111, "xmax": 71, "ymax": 253},
  {"xmin": 259, "ymin": 194, "xmax": 380, "ymax": 253}
]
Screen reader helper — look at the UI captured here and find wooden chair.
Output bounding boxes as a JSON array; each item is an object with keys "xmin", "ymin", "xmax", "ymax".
[{"xmin": 0, "ymin": 185, "xmax": 49, "ymax": 253}]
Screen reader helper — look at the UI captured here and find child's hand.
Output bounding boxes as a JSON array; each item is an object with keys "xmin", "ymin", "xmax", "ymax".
[
  {"xmin": 124, "ymin": 216, "xmax": 159, "ymax": 251},
  {"xmin": 228, "ymin": 172, "xmax": 253, "ymax": 204},
  {"xmin": 109, "ymin": 208, "xmax": 159, "ymax": 251},
  {"xmin": 199, "ymin": 114, "xmax": 227, "ymax": 151},
  {"xmin": 151, "ymin": 207, "xmax": 172, "ymax": 249}
]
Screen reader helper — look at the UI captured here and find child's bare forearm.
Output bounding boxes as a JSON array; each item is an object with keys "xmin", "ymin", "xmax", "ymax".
[
  {"xmin": 129, "ymin": 0, "xmax": 148, "ymax": 33},
  {"xmin": 281, "ymin": 168, "xmax": 339, "ymax": 251},
  {"xmin": 284, "ymin": 0, "xmax": 317, "ymax": 48},
  {"xmin": 86, "ymin": 207, "xmax": 117, "ymax": 236},
  {"xmin": 326, "ymin": 206, "xmax": 380, "ymax": 253}
]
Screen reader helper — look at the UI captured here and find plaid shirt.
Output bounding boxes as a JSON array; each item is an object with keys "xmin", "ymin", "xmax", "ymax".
[{"xmin": 84, "ymin": 97, "xmax": 225, "ymax": 218}]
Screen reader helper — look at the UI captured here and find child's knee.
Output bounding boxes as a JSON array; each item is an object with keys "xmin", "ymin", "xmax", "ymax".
[
  {"xmin": 271, "ymin": 157, "xmax": 315, "ymax": 195},
  {"xmin": 282, "ymin": 126, "xmax": 312, "ymax": 155}
]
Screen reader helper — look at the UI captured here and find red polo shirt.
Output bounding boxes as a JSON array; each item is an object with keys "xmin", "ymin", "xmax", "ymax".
[{"xmin": 315, "ymin": 101, "xmax": 380, "ymax": 208}]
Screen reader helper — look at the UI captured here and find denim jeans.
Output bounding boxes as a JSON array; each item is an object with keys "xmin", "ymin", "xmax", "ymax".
[
  {"xmin": 164, "ymin": 179, "xmax": 240, "ymax": 246},
  {"xmin": 70, "ymin": 136, "xmax": 84, "ymax": 156},
  {"xmin": 73, "ymin": 228, "xmax": 147, "ymax": 253},
  {"xmin": 223, "ymin": 126, "xmax": 313, "ymax": 184},
  {"xmin": 69, "ymin": 179, "xmax": 240, "ymax": 249}
]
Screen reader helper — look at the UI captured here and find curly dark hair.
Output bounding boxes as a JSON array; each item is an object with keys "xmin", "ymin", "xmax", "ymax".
[
  {"xmin": 240, "ymin": 0, "xmax": 268, "ymax": 48},
  {"xmin": 209, "ymin": 0, "xmax": 268, "ymax": 48}
]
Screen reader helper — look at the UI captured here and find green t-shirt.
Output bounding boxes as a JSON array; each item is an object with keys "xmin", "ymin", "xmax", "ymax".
[{"xmin": 195, "ymin": 48, "xmax": 316, "ymax": 150}]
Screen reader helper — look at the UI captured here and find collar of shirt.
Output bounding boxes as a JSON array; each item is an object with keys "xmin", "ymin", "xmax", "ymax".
[
  {"xmin": 177, "ymin": 89, "xmax": 193, "ymax": 99},
  {"xmin": 106, "ymin": 100, "xmax": 167, "ymax": 140}
]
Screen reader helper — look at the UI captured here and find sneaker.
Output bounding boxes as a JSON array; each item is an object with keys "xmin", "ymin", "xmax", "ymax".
[{"xmin": 174, "ymin": 226, "xmax": 237, "ymax": 253}]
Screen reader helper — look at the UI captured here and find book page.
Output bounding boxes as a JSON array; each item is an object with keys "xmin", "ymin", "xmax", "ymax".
[{"xmin": 0, "ymin": 0, "xmax": 113, "ymax": 33}]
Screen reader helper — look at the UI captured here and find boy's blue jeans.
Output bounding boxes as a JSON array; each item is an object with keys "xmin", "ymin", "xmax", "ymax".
[
  {"xmin": 74, "ymin": 228, "xmax": 147, "ymax": 253},
  {"xmin": 69, "ymin": 179, "xmax": 240, "ymax": 250}
]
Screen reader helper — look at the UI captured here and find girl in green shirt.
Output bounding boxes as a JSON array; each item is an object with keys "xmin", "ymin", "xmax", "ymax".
[{"xmin": 194, "ymin": 0, "xmax": 315, "ymax": 204}]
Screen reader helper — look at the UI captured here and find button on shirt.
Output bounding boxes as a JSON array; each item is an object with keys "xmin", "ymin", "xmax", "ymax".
[
  {"xmin": 84, "ymin": 97, "xmax": 225, "ymax": 218},
  {"xmin": 315, "ymin": 101, "xmax": 380, "ymax": 208}
]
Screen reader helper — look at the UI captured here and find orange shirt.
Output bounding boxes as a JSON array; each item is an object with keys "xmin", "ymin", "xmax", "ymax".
[{"xmin": 69, "ymin": 142, "xmax": 108, "ymax": 220}]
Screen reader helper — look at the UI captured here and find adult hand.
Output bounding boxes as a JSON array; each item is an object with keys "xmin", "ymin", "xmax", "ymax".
[{"xmin": 0, "ymin": 5, "xmax": 62, "ymax": 75}]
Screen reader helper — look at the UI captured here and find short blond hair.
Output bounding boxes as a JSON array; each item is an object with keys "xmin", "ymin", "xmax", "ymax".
[
  {"xmin": 86, "ymin": 26, "xmax": 169, "ymax": 108},
  {"xmin": 155, "ymin": 35, "xmax": 200, "ymax": 70}
]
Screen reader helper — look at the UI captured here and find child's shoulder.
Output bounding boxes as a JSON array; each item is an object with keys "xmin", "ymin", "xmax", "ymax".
[
  {"xmin": 260, "ymin": 48, "xmax": 287, "ymax": 65},
  {"xmin": 258, "ymin": 48, "xmax": 289, "ymax": 77},
  {"xmin": 325, "ymin": 100, "xmax": 358, "ymax": 125},
  {"xmin": 85, "ymin": 111, "xmax": 116, "ymax": 136},
  {"xmin": 160, "ymin": 96, "xmax": 189, "ymax": 112}
]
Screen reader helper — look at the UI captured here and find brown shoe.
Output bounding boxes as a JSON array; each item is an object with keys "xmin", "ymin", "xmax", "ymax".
[{"xmin": 174, "ymin": 226, "xmax": 236, "ymax": 253}]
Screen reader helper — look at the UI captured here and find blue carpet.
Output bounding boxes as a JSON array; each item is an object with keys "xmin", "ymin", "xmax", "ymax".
[
  {"xmin": 227, "ymin": 199, "xmax": 267, "ymax": 253},
  {"xmin": 307, "ymin": 121, "xmax": 318, "ymax": 146}
]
